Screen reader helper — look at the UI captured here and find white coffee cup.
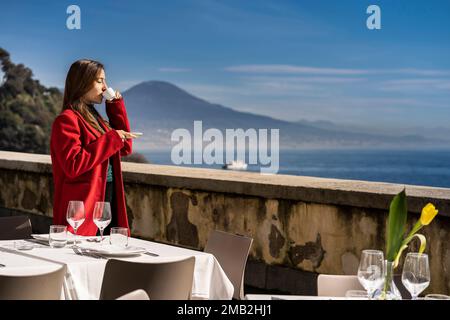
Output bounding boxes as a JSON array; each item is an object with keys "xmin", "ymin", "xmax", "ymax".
[{"xmin": 103, "ymin": 87, "xmax": 116, "ymax": 101}]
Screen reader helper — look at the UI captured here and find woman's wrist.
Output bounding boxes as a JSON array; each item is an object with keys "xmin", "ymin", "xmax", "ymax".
[{"xmin": 105, "ymin": 96, "xmax": 123, "ymax": 104}]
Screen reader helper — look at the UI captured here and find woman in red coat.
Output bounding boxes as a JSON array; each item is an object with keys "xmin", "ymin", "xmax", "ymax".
[{"xmin": 50, "ymin": 59, "xmax": 138, "ymax": 236}]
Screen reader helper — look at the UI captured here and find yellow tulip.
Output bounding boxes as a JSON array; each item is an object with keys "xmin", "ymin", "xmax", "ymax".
[{"xmin": 420, "ymin": 203, "xmax": 438, "ymax": 225}]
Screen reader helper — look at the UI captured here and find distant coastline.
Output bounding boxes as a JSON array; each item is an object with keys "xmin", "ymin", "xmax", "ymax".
[{"xmin": 139, "ymin": 148, "xmax": 450, "ymax": 189}]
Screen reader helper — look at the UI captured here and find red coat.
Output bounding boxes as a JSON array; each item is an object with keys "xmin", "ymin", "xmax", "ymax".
[{"xmin": 50, "ymin": 98, "xmax": 132, "ymax": 236}]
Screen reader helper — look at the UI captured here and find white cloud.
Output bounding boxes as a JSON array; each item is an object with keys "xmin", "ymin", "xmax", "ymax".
[
  {"xmin": 225, "ymin": 64, "xmax": 450, "ymax": 77},
  {"xmin": 379, "ymin": 78, "xmax": 450, "ymax": 92},
  {"xmin": 225, "ymin": 64, "xmax": 368, "ymax": 75},
  {"xmin": 243, "ymin": 75, "xmax": 366, "ymax": 85},
  {"xmin": 157, "ymin": 67, "xmax": 191, "ymax": 73},
  {"xmin": 180, "ymin": 80, "xmax": 324, "ymax": 100},
  {"xmin": 176, "ymin": 78, "xmax": 449, "ymax": 126},
  {"xmin": 384, "ymin": 69, "xmax": 450, "ymax": 77}
]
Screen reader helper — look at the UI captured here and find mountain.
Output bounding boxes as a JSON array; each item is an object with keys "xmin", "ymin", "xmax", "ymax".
[
  {"xmin": 1, "ymin": 47, "xmax": 445, "ymax": 154},
  {"xmin": 296, "ymin": 119, "xmax": 450, "ymax": 144},
  {"xmin": 122, "ymin": 81, "xmax": 446, "ymax": 150}
]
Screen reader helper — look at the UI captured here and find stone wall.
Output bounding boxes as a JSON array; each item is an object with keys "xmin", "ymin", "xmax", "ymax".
[{"xmin": 1, "ymin": 150, "xmax": 449, "ymax": 295}]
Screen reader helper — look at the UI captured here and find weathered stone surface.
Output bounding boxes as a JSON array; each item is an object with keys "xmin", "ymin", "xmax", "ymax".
[
  {"xmin": 21, "ymin": 187, "xmax": 37, "ymax": 210},
  {"xmin": 3, "ymin": 150, "xmax": 450, "ymax": 215},
  {"xmin": 341, "ymin": 251, "xmax": 360, "ymax": 275},
  {"xmin": 289, "ymin": 233, "xmax": 325, "ymax": 270},
  {"xmin": 124, "ymin": 184, "xmax": 166, "ymax": 240},
  {"xmin": 167, "ymin": 191, "xmax": 199, "ymax": 248},
  {"xmin": 269, "ymin": 224, "xmax": 285, "ymax": 258},
  {"xmin": 1, "ymin": 150, "xmax": 450, "ymax": 295}
]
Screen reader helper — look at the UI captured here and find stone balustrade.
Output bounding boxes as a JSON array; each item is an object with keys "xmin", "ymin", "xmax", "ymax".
[{"xmin": 1, "ymin": 150, "xmax": 449, "ymax": 295}]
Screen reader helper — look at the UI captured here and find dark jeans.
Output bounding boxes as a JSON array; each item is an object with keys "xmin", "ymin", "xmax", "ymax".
[{"xmin": 100, "ymin": 181, "xmax": 117, "ymax": 236}]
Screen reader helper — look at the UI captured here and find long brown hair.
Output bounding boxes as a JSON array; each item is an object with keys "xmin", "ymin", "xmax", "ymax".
[{"xmin": 62, "ymin": 59, "xmax": 111, "ymax": 134}]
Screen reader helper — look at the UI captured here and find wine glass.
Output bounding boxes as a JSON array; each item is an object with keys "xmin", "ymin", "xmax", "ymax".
[
  {"xmin": 401, "ymin": 252, "xmax": 430, "ymax": 300},
  {"xmin": 66, "ymin": 200, "xmax": 85, "ymax": 248},
  {"xmin": 357, "ymin": 249, "xmax": 385, "ymax": 299},
  {"xmin": 93, "ymin": 201, "xmax": 112, "ymax": 244}
]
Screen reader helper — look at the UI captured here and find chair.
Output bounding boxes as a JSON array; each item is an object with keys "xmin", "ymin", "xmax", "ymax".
[
  {"xmin": 204, "ymin": 230, "xmax": 253, "ymax": 300},
  {"xmin": 0, "ymin": 266, "xmax": 66, "ymax": 300},
  {"xmin": 317, "ymin": 274, "xmax": 365, "ymax": 297},
  {"xmin": 0, "ymin": 215, "xmax": 32, "ymax": 240},
  {"xmin": 100, "ymin": 257, "xmax": 195, "ymax": 300},
  {"xmin": 116, "ymin": 289, "xmax": 150, "ymax": 300}
]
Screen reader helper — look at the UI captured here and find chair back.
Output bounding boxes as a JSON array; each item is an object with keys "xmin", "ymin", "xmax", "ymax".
[
  {"xmin": 204, "ymin": 230, "xmax": 253, "ymax": 300},
  {"xmin": 100, "ymin": 257, "xmax": 195, "ymax": 300},
  {"xmin": 116, "ymin": 289, "xmax": 150, "ymax": 300},
  {"xmin": 0, "ymin": 215, "xmax": 32, "ymax": 240},
  {"xmin": 0, "ymin": 266, "xmax": 66, "ymax": 300},
  {"xmin": 317, "ymin": 274, "xmax": 364, "ymax": 297}
]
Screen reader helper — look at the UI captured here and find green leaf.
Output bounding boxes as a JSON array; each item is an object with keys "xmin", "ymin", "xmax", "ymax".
[
  {"xmin": 386, "ymin": 189, "xmax": 408, "ymax": 261},
  {"xmin": 414, "ymin": 234, "xmax": 427, "ymax": 253},
  {"xmin": 393, "ymin": 244, "xmax": 408, "ymax": 268},
  {"xmin": 392, "ymin": 233, "xmax": 427, "ymax": 268}
]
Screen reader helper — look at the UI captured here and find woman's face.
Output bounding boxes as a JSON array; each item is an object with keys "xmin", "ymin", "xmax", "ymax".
[{"xmin": 82, "ymin": 68, "xmax": 107, "ymax": 104}]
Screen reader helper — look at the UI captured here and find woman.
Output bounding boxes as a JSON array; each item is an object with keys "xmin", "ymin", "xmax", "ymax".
[{"xmin": 50, "ymin": 59, "xmax": 138, "ymax": 236}]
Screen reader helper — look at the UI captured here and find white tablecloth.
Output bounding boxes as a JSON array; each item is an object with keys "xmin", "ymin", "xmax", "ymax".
[
  {"xmin": 0, "ymin": 237, "xmax": 234, "ymax": 300},
  {"xmin": 245, "ymin": 294, "xmax": 367, "ymax": 300}
]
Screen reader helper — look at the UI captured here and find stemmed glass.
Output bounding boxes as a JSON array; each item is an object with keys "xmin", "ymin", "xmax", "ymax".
[
  {"xmin": 357, "ymin": 249, "xmax": 385, "ymax": 299},
  {"xmin": 401, "ymin": 252, "xmax": 430, "ymax": 300},
  {"xmin": 66, "ymin": 200, "xmax": 85, "ymax": 248},
  {"xmin": 93, "ymin": 201, "xmax": 112, "ymax": 244}
]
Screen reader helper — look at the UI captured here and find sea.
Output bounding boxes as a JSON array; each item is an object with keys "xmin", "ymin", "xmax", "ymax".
[{"xmin": 141, "ymin": 149, "xmax": 450, "ymax": 189}]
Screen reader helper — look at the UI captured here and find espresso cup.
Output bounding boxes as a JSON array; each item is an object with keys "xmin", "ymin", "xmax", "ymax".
[{"xmin": 103, "ymin": 87, "xmax": 116, "ymax": 101}]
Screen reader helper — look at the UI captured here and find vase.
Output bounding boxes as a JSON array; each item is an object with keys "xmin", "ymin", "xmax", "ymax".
[{"xmin": 372, "ymin": 260, "xmax": 402, "ymax": 300}]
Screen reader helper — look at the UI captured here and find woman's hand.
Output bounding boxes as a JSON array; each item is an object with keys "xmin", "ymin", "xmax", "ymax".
[
  {"xmin": 115, "ymin": 130, "xmax": 138, "ymax": 141},
  {"xmin": 115, "ymin": 91, "xmax": 122, "ymax": 99}
]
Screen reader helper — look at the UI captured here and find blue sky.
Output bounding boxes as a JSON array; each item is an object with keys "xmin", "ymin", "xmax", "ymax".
[{"xmin": 1, "ymin": 0, "xmax": 450, "ymax": 128}]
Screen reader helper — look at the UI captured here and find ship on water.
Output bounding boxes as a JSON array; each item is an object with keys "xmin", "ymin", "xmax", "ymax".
[{"xmin": 222, "ymin": 160, "xmax": 248, "ymax": 171}]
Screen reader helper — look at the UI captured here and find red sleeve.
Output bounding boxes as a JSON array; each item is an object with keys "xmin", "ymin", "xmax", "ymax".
[
  {"xmin": 51, "ymin": 112, "xmax": 124, "ymax": 179},
  {"xmin": 105, "ymin": 98, "xmax": 132, "ymax": 156}
]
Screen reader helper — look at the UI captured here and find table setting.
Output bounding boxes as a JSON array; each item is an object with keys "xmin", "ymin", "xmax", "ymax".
[
  {"xmin": 0, "ymin": 200, "xmax": 234, "ymax": 300},
  {"xmin": 0, "ymin": 232, "xmax": 234, "ymax": 300}
]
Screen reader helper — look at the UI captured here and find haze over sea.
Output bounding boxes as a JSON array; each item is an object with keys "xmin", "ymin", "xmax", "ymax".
[{"xmin": 142, "ymin": 149, "xmax": 450, "ymax": 189}]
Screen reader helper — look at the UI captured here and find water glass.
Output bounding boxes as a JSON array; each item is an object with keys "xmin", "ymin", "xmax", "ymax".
[
  {"xmin": 401, "ymin": 252, "xmax": 430, "ymax": 300},
  {"xmin": 345, "ymin": 290, "xmax": 369, "ymax": 299},
  {"xmin": 357, "ymin": 249, "xmax": 385, "ymax": 299},
  {"xmin": 109, "ymin": 227, "xmax": 128, "ymax": 247},
  {"xmin": 49, "ymin": 225, "xmax": 67, "ymax": 248},
  {"xmin": 14, "ymin": 240, "xmax": 34, "ymax": 251}
]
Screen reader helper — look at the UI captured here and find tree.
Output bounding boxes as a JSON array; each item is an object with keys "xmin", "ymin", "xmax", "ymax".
[
  {"xmin": 0, "ymin": 48, "xmax": 62, "ymax": 154},
  {"xmin": 121, "ymin": 152, "xmax": 150, "ymax": 163}
]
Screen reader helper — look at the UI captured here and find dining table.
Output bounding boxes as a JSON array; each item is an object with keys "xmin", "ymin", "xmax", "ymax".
[
  {"xmin": 0, "ymin": 236, "xmax": 234, "ymax": 300},
  {"xmin": 245, "ymin": 294, "xmax": 368, "ymax": 300}
]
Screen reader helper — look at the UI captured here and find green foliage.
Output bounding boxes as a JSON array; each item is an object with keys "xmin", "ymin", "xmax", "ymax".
[
  {"xmin": 121, "ymin": 152, "xmax": 150, "ymax": 163},
  {"xmin": 386, "ymin": 189, "xmax": 407, "ymax": 261},
  {"xmin": 0, "ymin": 48, "xmax": 62, "ymax": 154}
]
